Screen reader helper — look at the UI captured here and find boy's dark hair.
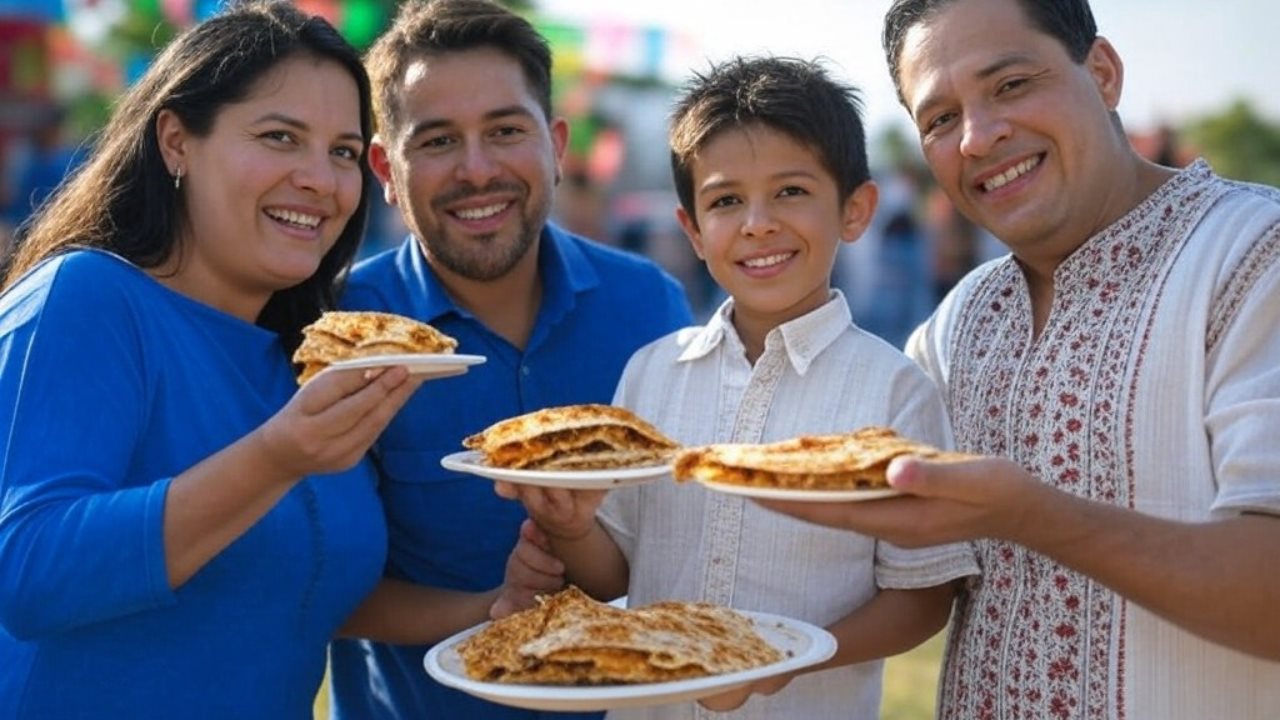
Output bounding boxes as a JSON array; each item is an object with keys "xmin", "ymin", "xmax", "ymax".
[
  {"xmin": 668, "ymin": 56, "xmax": 869, "ymax": 227},
  {"xmin": 3, "ymin": 0, "xmax": 373, "ymax": 356},
  {"xmin": 883, "ymin": 0, "xmax": 1099, "ymax": 105},
  {"xmin": 364, "ymin": 0, "xmax": 553, "ymax": 138}
]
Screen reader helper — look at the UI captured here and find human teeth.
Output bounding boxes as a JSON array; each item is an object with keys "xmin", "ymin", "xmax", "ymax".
[
  {"xmin": 455, "ymin": 203, "xmax": 507, "ymax": 220},
  {"xmin": 742, "ymin": 252, "xmax": 792, "ymax": 268},
  {"xmin": 982, "ymin": 156, "xmax": 1040, "ymax": 192},
  {"xmin": 266, "ymin": 209, "xmax": 321, "ymax": 228}
]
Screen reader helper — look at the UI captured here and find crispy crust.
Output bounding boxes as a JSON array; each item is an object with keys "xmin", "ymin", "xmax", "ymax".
[
  {"xmin": 672, "ymin": 426, "xmax": 976, "ymax": 490},
  {"xmin": 463, "ymin": 404, "xmax": 679, "ymax": 470},
  {"xmin": 290, "ymin": 311, "xmax": 457, "ymax": 384},
  {"xmin": 457, "ymin": 586, "xmax": 782, "ymax": 685}
]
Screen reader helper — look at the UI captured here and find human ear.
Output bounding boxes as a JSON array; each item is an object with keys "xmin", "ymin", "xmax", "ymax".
[
  {"xmin": 840, "ymin": 180, "xmax": 880, "ymax": 243},
  {"xmin": 675, "ymin": 205, "xmax": 705, "ymax": 260},
  {"xmin": 155, "ymin": 109, "xmax": 188, "ymax": 177},
  {"xmin": 368, "ymin": 138, "xmax": 398, "ymax": 207},
  {"xmin": 1085, "ymin": 37, "xmax": 1124, "ymax": 111},
  {"xmin": 549, "ymin": 117, "xmax": 569, "ymax": 186}
]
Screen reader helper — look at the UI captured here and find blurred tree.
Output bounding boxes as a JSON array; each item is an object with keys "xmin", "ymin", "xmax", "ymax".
[{"xmin": 1182, "ymin": 99, "xmax": 1280, "ymax": 188}]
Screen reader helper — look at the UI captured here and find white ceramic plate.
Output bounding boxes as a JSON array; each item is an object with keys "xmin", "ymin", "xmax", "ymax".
[
  {"xmin": 695, "ymin": 478, "xmax": 902, "ymax": 503},
  {"xmin": 423, "ymin": 609, "xmax": 837, "ymax": 712},
  {"xmin": 322, "ymin": 353, "xmax": 486, "ymax": 379},
  {"xmin": 440, "ymin": 450, "xmax": 672, "ymax": 489}
]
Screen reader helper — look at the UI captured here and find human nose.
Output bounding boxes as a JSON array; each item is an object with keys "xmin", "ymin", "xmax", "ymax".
[
  {"xmin": 293, "ymin": 150, "xmax": 339, "ymax": 195},
  {"xmin": 958, "ymin": 106, "xmax": 1011, "ymax": 158},
  {"xmin": 454, "ymin": 140, "xmax": 501, "ymax": 187},
  {"xmin": 740, "ymin": 201, "xmax": 779, "ymax": 238}
]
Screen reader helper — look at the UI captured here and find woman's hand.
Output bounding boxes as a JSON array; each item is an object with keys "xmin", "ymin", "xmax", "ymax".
[{"xmin": 254, "ymin": 366, "xmax": 424, "ymax": 478}]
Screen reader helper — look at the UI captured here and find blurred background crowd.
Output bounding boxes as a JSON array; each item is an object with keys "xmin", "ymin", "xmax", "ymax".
[{"xmin": 3, "ymin": 0, "xmax": 1279, "ymax": 348}]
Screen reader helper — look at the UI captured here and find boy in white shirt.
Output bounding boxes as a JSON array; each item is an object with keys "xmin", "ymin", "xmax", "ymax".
[{"xmin": 496, "ymin": 56, "xmax": 978, "ymax": 719}]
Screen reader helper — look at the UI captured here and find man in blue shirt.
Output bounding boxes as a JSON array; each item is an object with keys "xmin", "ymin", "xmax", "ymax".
[{"xmin": 327, "ymin": 1, "xmax": 692, "ymax": 718}]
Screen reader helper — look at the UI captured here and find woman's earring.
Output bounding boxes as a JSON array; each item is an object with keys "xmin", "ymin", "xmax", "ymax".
[{"xmin": 174, "ymin": 166, "xmax": 183, "ymax": 190}]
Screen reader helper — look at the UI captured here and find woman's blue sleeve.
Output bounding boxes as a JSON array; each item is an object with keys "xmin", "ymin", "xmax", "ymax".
[{"xmin": 0, "ymin": 262, "xmax": 175, "ymax": 640}]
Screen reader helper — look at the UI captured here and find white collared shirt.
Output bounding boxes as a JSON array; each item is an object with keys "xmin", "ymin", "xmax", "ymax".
[{"xmin": 599, "ymin": 291, "xmax": 979, "ymax": 720}]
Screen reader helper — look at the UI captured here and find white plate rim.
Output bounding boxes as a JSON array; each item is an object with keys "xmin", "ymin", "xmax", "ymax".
[
  {"xmin": 423, "ymin": 608, "xmax": 837, "ymax": 712},
  {"xmin": 321, "ymin": 353, "xmax": 486, "ymax": 375},
  {"xmin": 695, "ymin": 478, "xmax": 902, "ymax": 502},
  {"xmin": 440, "ymin": 450, "xmax": 672, "ymax": 489}
]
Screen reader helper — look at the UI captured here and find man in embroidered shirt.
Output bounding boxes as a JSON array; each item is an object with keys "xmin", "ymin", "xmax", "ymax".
[
  {"xmin": 496, "ymin": 56, "xmax": 979, "ymax": 720},
  {"xmin": 326, "ymin": 2, "xmax": 692, "ymax": 719},
  {"xmin": 761, "ymin": 1, "xmax": 1280, "ymax": 719}
]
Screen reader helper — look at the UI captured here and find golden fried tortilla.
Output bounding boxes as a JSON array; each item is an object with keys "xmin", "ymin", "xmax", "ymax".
[
  {"xmin": 463, "ymin": 404, "xmax": 679, "ymax": 470},
  {"xmin": 456, "ymin": 586, "xmax": 782, "ymax": 686},
  {"xmin": 673, "ymin": 426, "xmax": 975, "ymax": 490},
  {"xmin": 291, "ymin": 310, "xmax": 457, "ymax": 384}
]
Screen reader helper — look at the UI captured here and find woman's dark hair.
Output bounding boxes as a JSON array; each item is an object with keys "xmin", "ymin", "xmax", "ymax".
[{"xmin": 2, "ymin": 0, "xmax": 375, "ymax": 355}]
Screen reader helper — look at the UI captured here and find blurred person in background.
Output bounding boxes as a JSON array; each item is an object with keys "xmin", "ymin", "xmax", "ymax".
[
  {"xmin": 326, "ymin": 1, "xmax": 692, "ymax": 718},
  {"xmin": 2, "ymin": 105, "xmax": 85, "ymax": 237},
  {"xmin": 0, "ymin": 2, "xmax": 425, "ymax": 717},
  {"xmin": 760, "ymin": 0, "xmax": 1280, "ymax": 718}
]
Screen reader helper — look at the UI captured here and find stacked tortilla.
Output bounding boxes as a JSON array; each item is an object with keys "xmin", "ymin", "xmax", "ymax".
[
  {"xmin": 458, "ymin": 586, "xmax": 782, "ymax": 685},
  {"xmin": 291, "ymin": 310, "xmax": 458, "ymax": 384},
  {"xmin": 463, "ymin": 404, "xmax": 679, "ymax": 471},
  {"xmin": 673, "ymin": 426, "xmax": 974, "ymax": 490}
]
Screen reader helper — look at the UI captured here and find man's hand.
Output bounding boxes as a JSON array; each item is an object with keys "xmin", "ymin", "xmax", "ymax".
[{"xmin": 756, "ymin": 454, "xmax": 1045, "ymax": 547}]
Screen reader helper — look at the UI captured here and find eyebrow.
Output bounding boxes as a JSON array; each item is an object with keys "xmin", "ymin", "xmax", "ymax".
[
  {"xmin": 254, "ymin": 112, "xmax": 364, "ymax": 144},
  {"xmin": 696, "ymin": 169, "xmax": 821, "ymax": 196},
  {"xmin": 912, "ymin": 51, "xmax": 1037, "ymax": 119},
  {"xmin": 406, "ymin": 105, "xmax": 539, "ymax": 140}
]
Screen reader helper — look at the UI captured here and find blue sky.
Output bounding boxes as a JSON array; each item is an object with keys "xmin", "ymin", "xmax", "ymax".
[{"xmin": 540, "ymin": 0, "xmax": 1280, "ymax": 137}]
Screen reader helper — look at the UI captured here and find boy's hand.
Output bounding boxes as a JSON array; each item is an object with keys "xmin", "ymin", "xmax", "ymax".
[
  {"xmin": 697, "ymin": 672, "xmax": 794, "ymax": 712},
  {"xmin": 492, "ymin": 482, "xmax": 607, "ymax": 541},
  {"xmin": 491, "ymin": 519, "xmax": 565, "ymax": 619}
]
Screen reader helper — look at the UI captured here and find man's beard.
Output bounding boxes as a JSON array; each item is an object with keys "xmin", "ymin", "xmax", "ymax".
[{"xmin": 420, "ymin": 182, "xmax": 548, "ymax": 281}]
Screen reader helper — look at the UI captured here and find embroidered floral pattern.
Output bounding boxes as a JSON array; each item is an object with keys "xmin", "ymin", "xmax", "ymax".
[{"xmin": 938, "ymin": 163, "xmax": 1227, "ymax": 720}]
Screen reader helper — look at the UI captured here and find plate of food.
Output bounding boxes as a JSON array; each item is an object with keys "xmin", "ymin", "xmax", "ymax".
[
  {"xmin": 672, "ymin": 426, "xmax": 975, "ymax": 502},
  {"xmin": 292, "ymin": 310, "xmax": 484, "ymax": 383},
  {"xmin": 423, "ymin": 586, "xmax": 836, "ymax": 712},
  {"xmin": 444, "ymin": 404, "xmax": 680, "ymax": 489}
]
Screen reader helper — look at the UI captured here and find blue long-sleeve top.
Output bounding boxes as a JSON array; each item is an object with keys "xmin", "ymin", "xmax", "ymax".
[{"xmin": 0, "ymin": 250, "xmax": 387, "ymax": 719}]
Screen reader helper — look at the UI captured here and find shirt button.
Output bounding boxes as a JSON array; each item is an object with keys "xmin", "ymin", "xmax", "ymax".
[{"xmin": 521, "ymin": 365, "xmax": 530, "ymax": 376}]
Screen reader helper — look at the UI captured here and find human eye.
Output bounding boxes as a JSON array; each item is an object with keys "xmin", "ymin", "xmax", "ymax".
[
  {"xmin": 417, "ymin": 133, "xmax": 454, "ymax": 152},
  {"xmin": 921, "ymin": 110, "xmax": 957, "ymax": 137},
  {"xmin": 491, "ymin": 125, "xmax": 528, "ymax": 143},
  {"xmin": 706, "ymin": 194, "xmax": 740, "ymax": 211},
  {"xmin": 260, "ymin": 129, "xmax": 298, "ymax": 145},
  {"xmin": 777, "ymin": 185, "xmax": 809, "ymax": 198},
  {"xmin": 331, "ymin": 143, "xmax": 362, "ymax": 162},
  {"xmin": 996, "ymin": 77, "xmax": 1029, "ymax": 95}
]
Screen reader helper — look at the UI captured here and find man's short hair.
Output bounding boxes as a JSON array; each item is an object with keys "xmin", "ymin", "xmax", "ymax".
[
  {"xmin": 668, "ymin": 56, "xmax": 870, "ymax": 226},
  {"xmin": 882, "ymin": 0, "xmax": 1099, "ymax": 105},
  {"xmin": 364, "ymin": 0, "xmax": 552, "ymax": 137}
]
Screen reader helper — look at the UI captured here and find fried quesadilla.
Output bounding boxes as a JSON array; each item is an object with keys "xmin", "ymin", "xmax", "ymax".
[
  {"xmin": 463, "ymin": 404, "xmax": 680, "ymax": 471},
  {"xmin": 673, "ymin": 426, "xmax": 974, "ymax": 490},
  {"xmin": 457, "ymin": 586, "xmax": 783, "ymax": 685},
  {"xmin": 292, "ymin": 310, "xmax": 458, "ymax": 384}
]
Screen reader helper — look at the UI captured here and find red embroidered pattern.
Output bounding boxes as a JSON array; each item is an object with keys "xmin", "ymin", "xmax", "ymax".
[{"xmin": 937, "ymin": 165, "xmax": 1224, "ymax": 720}]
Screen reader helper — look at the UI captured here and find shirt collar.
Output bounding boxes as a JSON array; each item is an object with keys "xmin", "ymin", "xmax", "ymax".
[
  {"xmin": 395, "ymin": 222, "xmax": 600, "ymax": 324},
  {"xmin": 677, "ymin": 289, "xmax": 851, "ymax": 375}
]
